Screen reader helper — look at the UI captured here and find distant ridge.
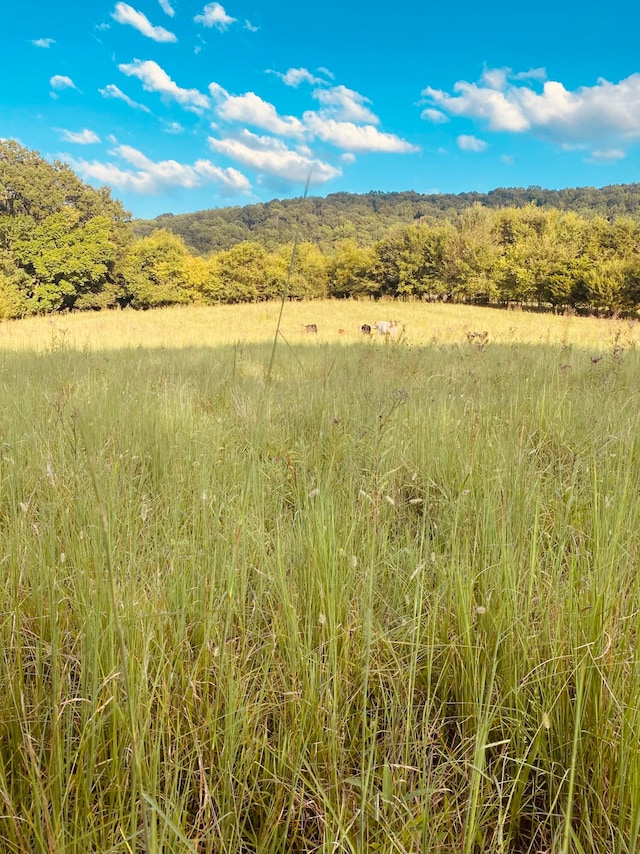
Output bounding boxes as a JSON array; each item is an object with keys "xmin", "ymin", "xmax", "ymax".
[{"xmin": 131, "ymin": 184, "xmax": 640, "ymax": 255}]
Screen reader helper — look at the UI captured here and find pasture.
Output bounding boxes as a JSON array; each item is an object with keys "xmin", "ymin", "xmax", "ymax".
[
  {"xmin": 1, "ymin": 300, "xmax": 640, "ymax": 853},
  {"xmin": 1, "ymin": 299, "xmax": 638, "ymax": 351}
]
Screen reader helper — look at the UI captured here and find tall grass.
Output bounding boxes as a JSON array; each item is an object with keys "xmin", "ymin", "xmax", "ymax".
[
  {"xmin": 1, "ymin": 311, "xmax": 640, "ymax": 852},
  {"xmin": 0, "ymin": 299, "xmax": 638, "ymax": 351}
]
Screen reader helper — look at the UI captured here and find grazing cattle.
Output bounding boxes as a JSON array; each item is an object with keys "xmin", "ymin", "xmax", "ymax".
[
  {"xmin": 360, "ymin": 323, "xmax": 372, "ymax": 335},
  {"xmin": 374, "ymin": 320, "xmax": 398, "ymax": 336},
  {"xmin": 304, "ymin": 323, "xmax": 318, "ymax": 333}
]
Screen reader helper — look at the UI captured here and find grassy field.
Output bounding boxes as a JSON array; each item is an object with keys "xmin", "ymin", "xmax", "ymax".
[
  {"xmin": 1, "ymin": 300, "xmax": 640, "ymax": 853},
  {"xmin": 0, "ymin": 299, "xmax": 638, "ymax": 351}
]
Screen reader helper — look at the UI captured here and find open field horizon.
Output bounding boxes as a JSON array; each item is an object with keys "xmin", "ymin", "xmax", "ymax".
[{"xmin": 0, "ymin": 300, "xmax": 638, "ymax": 353}]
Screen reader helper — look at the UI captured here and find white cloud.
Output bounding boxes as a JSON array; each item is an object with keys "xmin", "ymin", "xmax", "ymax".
[
  {"xmin": 480, "ymin": 67, "xmax": 509, "ymax": 90},
  {"xmin": 457, "ymin": 134, "xmax": 488, "ymax": 152},
  {"xmin": 501, "ymin": 154, "xmax": 514, "ymax": 164},
  {"xmin": 158, "ymin": 0, "xmax": 174, "ymax": 16},
  {"xmin": 208, "ymin": 130, "xmax": 341, "ymax": 184},
  {"xmin": 559, "ymin": 142, "xmax": 589, "ymax": 152},
  {"xmin": 270, "ymin": 67, "xmax": 326, "ymax": 87},
  {"xmin": 112, "ymin": 3, "xmax": 177, "ymax": 42},
  {"xmin": 99, "ymin": 83, "xmax": 152, "ymax": 112},
  {"xmin": 312, "ymin": 84, "xmax": 379, "ymax": 124},
  {"xmin": 589, "ymin": 148, "xmax": 626, "ymax": 162},
  {"xmin": 303, "ymin": 113, "xmax": 419, "ymax": 153},
  {"xmin": 424, "ymin": 80, "xmax": 529, "ymax": 132},
  {"xmin": 479, "ymin": 65, "xmax": 546, "ymax": 89},
  {"xmin": 421, "ymin": 107, "xmax": 449, "ymax": 124},
  {"xmin": 238, "ymin": 72, "xmax": 415, "ymax": 157},
  {"xmin": 119, "ymin": 59, "xmax": 210, "ymax": 111},
  {"xmin": 50, "ymin": 75, "xmax": 77, "ymax": 90},
  {"xmin": 194, "ymin": 2, "xmax": 236, "ymax": 30},
  {"xmin": 209, "ymin": 83, "xmax": 305, "ymax": 136},
  {"xmin": 163, "ymin": 120, "xmax": 185, "ymax": 133},
  {"xmin": 59, "ymin": 128, "xmax": 101, "ymax": 144},
  {"xmin": 193, "ymin": 160, "xmax": 251, "ymax": 192},
  {"xmin": 245, "ymin": 19, "xmax": 258, "ymax": 32},
  {"xmin": 341, "ymin": 152, "xmax": 356, "ymax": 164},
  {"xmin": 70, "ymin": 144, "xmax": 250, "ymax": 194},
  {"xmin": 422, "ymin": 68, "xmax": 640, "ymax": 157},
  {"xmin": 513, "ymin": 67, "xmax": 547, "ymax": 82},
  {"xmin": 31, "ymin": 38, "xmax": 55, "ymax": 48}
]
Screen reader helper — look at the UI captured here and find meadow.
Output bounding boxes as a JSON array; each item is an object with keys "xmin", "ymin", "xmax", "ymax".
[
  {"xmin": 1, "ymin": 300, "xmax": 640, "ymax": 853},
  {"xmin": 2, "ymin": 299, "xmax": 639, "ymax": 351}
]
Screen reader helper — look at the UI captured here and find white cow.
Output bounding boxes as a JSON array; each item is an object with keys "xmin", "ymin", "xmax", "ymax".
[{"xmin": 374, "ymin": 320, "xmax": 398, "ymax": 336}]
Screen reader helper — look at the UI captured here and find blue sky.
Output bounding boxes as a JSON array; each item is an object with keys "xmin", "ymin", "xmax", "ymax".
[{"xmin": 2, "ymin": 0, "xmax": 639, "ymax": 219}]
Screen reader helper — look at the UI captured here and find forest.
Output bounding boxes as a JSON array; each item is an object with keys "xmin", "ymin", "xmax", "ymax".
[
  {"xmin": 132, "ymin": 183, "xmax": 640, "ymax": 253},
  {"xmin": 2, "ymin": 138, "xmax": 640, "ymax": 318}
]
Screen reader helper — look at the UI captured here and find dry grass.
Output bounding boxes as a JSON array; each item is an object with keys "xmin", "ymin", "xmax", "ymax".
[{"xmin": 0, "ymin": 299, "xmax": 637, "ymax": 351}]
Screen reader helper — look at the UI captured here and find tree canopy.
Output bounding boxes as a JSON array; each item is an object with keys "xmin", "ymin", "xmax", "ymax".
[
  {"xmin": 131, "ymin": 184, "xmax": 640, "ymax": 255},
  {"xmin": 0, "ymin": 140, "xmax": 128, "ymax": 225},
  {"xmin": 0, "ymin": 141, "xmax": 130, "ymax": 316},
  {"xmin": 3, "ymin": 141, "xmax": 640, "ymax": 319}
]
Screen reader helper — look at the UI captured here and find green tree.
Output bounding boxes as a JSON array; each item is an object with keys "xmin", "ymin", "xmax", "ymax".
[
  {"xmin": 373, "ymin": 224, "xmax": 454, "ymax": 298},
  {"xmin": 546, "ymin": 257, "xmax": 591, "ymax": 308},
  {"xmin": 442, "ymin": 205, "xmax": 499, "ymax": 300},
  {"xmin": 121, "ymin": 230, "xmax": 197, "ymax": 309},
  {"xmin": 328, "ymin": 239, "xmax": 378, "ymax": 298},
  {"xmin": 621, "ymin": 259, "xmax": 640, "ymax": 311},
  {"xmin": 583, "ymin": 257, "xmax": 628, "ymax": 313},
  {"xmin": 204, "ymin": 242, "xmax": 282, "ymax": 303},
  {"xmin": 0, "ymin": 140, "xmax": 131, "ymax": 314},
  {"xmin": 0, "ymin": 255, "xmax": 30, "ymax": 319},
  {"xmin": 274, "ymin": 242, "xmax": 328, "ymax": 299},
  {"xmin": 0, "ymin": 139, "xmax": 128, "ymax": 226},
  {"xmin": 11, "ymin": 209, "xmax": 120, "ymax": 313}
]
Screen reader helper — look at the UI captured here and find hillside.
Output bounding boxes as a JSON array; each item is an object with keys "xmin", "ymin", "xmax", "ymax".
[
  {"xmin": 130, "ymin": 184, "xmax": 640, "ymax": 254},
  {"xmin": 4, "ymin": 140, "xmax": 640, "ymax": 318}
]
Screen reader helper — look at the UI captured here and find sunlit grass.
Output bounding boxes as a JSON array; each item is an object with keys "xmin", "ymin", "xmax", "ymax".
[
  {"xmin": 0, "ymin": 299, "xmax": 636, "ymax": 351},
  {"xmin": 1, "ymin": 304, "xmax": 640, "ymax": 852}
]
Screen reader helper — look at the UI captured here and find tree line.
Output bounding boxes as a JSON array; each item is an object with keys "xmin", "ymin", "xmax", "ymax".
[
  {"xmin": 132, "ymin": 185, "xmax": 640, "ymax": 254},
  {"xmin": 2, "ymin": 140, "xmax": 640, "ymax": 319}
]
